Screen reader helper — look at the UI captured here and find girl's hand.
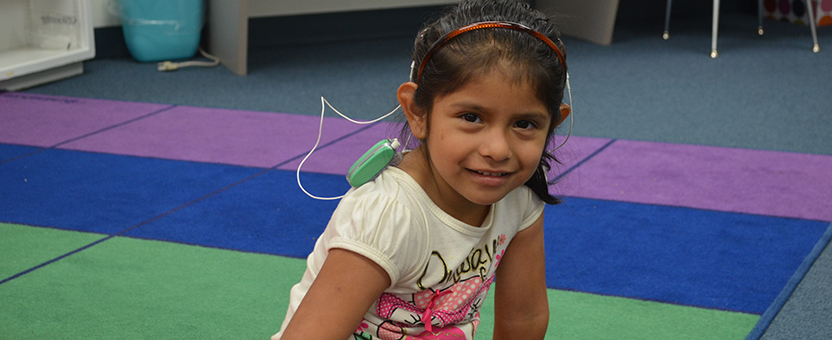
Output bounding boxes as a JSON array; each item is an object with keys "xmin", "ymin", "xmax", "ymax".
[
  {"xmin": 493, "ymin": 212, "xmax": 549, "ymax": 340},
  {"xmin": 279, "ymin": 248, "xmax": 391, "ymax": 340}
]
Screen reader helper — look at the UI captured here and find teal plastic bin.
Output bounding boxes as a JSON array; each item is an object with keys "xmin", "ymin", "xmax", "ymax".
[{"xmin": 118, "ymin": 0, "xmax": 203, "ymax": 62}]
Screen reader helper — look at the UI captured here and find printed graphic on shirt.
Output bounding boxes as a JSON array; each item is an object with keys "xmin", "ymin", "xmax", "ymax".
[
  {"xmin": 354, "ymin": 234, "xmax": 508, "ymax": 340},
  {"xmin": 417, "ymin": 233, "xmax": 507, "ymax": 290}
]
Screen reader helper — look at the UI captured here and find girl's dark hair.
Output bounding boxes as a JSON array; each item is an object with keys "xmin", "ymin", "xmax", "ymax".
[{"xmin": 402, "ymin": 0, "xmax": 568, "ymax": 204}]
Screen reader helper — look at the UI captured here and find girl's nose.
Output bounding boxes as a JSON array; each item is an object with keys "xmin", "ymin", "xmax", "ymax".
[{"xmin": 479, "ymin": 130, "xmax": 512, "ymax": 162}]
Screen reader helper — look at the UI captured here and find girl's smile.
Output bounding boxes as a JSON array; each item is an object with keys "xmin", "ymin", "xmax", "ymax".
[{"xmin": 398, "ymin": 68, "xmax": 551, "ymax": 226}]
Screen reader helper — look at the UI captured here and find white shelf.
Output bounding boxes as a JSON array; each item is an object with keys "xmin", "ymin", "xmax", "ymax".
[
  {"xmin": 206, "ymin": 0, "xmax": 460, "ymax": 76},
  {"xmin": 0, "ymin": 0, "xmax": 95, "ymax": 90},
  {"xmin": 1, "ymin": 47, "xmax": 87, "ymax": 76},
  {"xmin": 249, "ymin": 0, "xmax": 459, "ymax": 18}
]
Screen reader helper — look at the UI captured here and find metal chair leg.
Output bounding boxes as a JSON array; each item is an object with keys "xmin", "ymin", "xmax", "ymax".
[
  {"xmin": 711, "ymin": 0, "xmax": 720, "ymax": 58},
  {"xmin": 669, "ymin": 0, "xmax": 818, "ymax": 57},
  {"xmin": 805, "ymin": 0, "xmax": 821, "ymax": 52},
  {"xmin": 664, "ymin": 0, "xmax": 673, "ymax": 40},
  {"xmin": 758, "ymin": 0, "xmax": 764, "ymax": 35}
]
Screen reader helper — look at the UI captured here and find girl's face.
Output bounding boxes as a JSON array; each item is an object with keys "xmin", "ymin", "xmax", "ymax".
[{"xmin": 400, "ymin": 69, "xmax": 551, "ymax": 225}]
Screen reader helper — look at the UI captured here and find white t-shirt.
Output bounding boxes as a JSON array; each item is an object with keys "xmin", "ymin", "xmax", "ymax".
[{"xmin": 274, "ymin": 167, "xmax": 545, "ymax": 340}]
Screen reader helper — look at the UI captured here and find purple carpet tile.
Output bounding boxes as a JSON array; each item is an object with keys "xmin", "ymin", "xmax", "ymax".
[
  {"xmin": 0, "ymin": 93, "xmax": 170, "ymax": 147},
  {"xmin": 59, "ymin": 106, "xmax": 368, "ymax": 168},
  {"xmin": 276, "ymin": 121, "xmax": 402, "ymax": 175},
  {"xmin": 545, "ymin": 136, "xmax": 616, "ymax": 193},
  {"xmin": 564, "ymin": 139, "xmax": 832, "ymax": 221}
]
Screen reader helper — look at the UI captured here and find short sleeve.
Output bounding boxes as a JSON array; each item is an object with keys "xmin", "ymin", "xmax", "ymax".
[
  {"xmin": 325, "ymin": 192, "xmax": 427, "ymax": 287},
  {"xmin": 516, "ymin": 186, "xmax": 546, "ymax": 232}
]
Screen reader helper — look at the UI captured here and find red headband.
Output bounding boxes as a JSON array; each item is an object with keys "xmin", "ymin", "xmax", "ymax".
[{"xmin": 414, "ymin": 21, "xmax": 567, "ymax": 83}]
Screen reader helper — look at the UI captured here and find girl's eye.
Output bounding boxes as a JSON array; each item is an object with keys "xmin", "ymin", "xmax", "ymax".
[
  {"xmin": 460, "ymin": 113, "xmax": 482, "ymax": 123},
  {"xmin": 515, "ymin": 120, "xmax": 538, "ymax": 130}
]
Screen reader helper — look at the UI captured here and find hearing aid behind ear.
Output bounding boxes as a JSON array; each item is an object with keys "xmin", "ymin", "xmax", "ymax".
[{"xmin": 347, "ymin": 138, "xmax": 401, "ymax": 187}]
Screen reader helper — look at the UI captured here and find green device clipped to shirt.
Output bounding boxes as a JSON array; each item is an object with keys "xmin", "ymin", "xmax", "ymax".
[{"xmin": 347, "ymin": 139, "xmax": 401, "ymax": 187}]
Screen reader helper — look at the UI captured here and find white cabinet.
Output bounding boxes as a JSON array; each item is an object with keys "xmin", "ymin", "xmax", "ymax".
[{"xmin": 0, "ymin": 0, "xmax": 95, "ymax": 90}]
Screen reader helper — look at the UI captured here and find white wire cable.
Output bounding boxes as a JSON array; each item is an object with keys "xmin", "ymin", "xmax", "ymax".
[
  {"xmin": 157, "ymin": 47, "xmax": 221, "ymax": 71},
  {"xmin": 296, "ymin": 97, "xmax": 401, "ymax": 200}
]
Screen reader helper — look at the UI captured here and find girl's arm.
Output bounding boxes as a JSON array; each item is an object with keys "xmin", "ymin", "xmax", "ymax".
[
  {"xmin": 279, "ymin": 248, "xmax": 391, "ymax": 340},
  {"xmin": 493, "ymin": 212, "xmax": 549, "ymax": 340}
]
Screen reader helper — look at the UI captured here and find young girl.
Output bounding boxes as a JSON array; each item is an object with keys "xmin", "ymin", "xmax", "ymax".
[{"xmin": 274, "ymin": 0, "xmax": 570, "ymax": 339}]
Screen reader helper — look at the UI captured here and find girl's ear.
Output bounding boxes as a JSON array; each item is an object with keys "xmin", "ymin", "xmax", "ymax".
[
  {"xmin": 398, "ymin": 82, "xmax": 427, "ymax": 139},
  {"xmin": 552, "ymin": 103, "xmax": 571, "ymax": 129}
]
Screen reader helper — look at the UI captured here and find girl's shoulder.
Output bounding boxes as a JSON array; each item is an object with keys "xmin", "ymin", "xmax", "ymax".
[
  {"xmin": 492, "ymin": 185, "xmax": 546, "ymax": 231},
  {"xmin": 337, "ymin": 168, "xmax": 422, "ymax": 226},
  {"xmin": 327, "ymin": 167, "xmax": 432, "ymax": 283},
  {"xmin": 345, "ymin": 167, "xmax": 431, "ymax": 211},
  {"xmin": 502, "ymin": 184, "xmax": 545, "ymax": 210}
]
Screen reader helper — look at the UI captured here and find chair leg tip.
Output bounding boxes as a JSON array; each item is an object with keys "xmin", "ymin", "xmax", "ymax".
[
  {"xmin": 813, "ymin": 45, "xmax": 820, "ymax": 53},
  {"xmin": 710, "ymin": 50, "xmax": 719, "ymax": 58},
  {"xmin": 663, "ymin": 32, "xmax": 670, "ymax": 40},
  {"xmin": 757, "ymin": 27, "xmax": 764, "ymax": 35}
]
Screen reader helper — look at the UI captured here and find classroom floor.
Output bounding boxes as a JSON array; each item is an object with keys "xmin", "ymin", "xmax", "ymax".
[{"xmin": 2, "ymin": 10, "xmax": 831, "ymax": 340}]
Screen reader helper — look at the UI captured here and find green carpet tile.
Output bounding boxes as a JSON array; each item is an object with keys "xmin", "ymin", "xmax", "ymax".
[
  {"xmin": 475, "ymin": 286, "xmax": 758, "ymax": 339},
  {"xmin": 0, "ymin": 223, "xmax": 106, "ymax": 280},
  {"xmin": 1, "ymin": 225, "xmax": 759, "ymax": 339},
  {"xmin": 0, "ymin": 234, "xmax": 306, "ymax": 339}
]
